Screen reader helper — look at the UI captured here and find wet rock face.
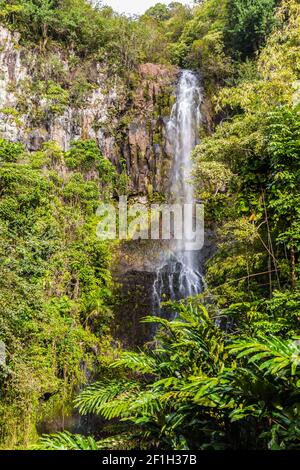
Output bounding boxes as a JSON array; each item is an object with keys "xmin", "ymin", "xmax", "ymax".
[
  {"xmin": 113, "ymin": 269, "xmax": 157, "ymax": 349},
  {"xmin": 112, "ymin": 239, "xmax": 165, "ymax": 349},
  {"xmin": 0, "ymin": 26, "xmax": 178, "ymax": 194},
  {"xmin": 112, "ymin": 230, "xmax": 217, "ymax": 349},
  {"xmin": 125, "ymin": 63, "xmax": 178, "ymax": 194}
]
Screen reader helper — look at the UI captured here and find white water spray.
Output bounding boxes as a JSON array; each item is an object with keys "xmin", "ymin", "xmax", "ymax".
[{"xmin": 153, "ymin": 71, "xmax": 204, "ymax": 313}]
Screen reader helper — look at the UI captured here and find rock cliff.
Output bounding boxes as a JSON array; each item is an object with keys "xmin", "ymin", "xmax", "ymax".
[{"xmin": 0, "ymin": 25, "xmax": 178, "ymax": 194}]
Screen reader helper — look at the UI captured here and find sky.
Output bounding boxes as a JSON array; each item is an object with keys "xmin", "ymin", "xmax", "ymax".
[{"xmin": 102, "ymin": 1, "xmax": 194, "ymax": 16}]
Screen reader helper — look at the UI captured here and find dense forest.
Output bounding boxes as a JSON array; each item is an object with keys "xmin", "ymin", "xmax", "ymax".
[{"xmin": 0, "ymin": 0, "xmax": 299, "ymax": 451}]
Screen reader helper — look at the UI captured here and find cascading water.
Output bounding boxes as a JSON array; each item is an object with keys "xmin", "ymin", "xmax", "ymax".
[{"xmin": 153, "ymin": 70, "xmax": 204, "ymax": 314}]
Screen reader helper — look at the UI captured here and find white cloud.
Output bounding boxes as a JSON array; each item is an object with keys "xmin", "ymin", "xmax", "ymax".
[{"xmin": 102, "ymin": 0, "xmax": 194, "ymax": 16}]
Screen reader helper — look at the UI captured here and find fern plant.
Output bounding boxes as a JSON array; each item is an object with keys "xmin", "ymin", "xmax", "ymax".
[
  {"xmin": 38, "ymin": 302, "xmax": 300, "ymax": 450},
  {"xmin": 37, "ymin": 432, "xmax": 99, "ymax": 450}
]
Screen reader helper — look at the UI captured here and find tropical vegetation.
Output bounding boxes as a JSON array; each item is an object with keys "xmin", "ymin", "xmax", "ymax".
[{"xmin": 0, "ymin": 0, "xmax": 299, "ymax": 451}]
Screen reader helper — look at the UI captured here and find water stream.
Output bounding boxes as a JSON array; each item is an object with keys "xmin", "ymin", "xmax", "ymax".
[{"xmin": 153, "ymin": 70, "xmax": 204, "ymax": 314}]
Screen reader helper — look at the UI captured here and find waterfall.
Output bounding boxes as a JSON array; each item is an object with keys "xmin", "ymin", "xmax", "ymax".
[{"xmin": 153, "ymin": 70, "xmax": 204, "ymax": 315}]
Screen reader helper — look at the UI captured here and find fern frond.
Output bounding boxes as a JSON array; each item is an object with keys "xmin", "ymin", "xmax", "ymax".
[
  {"xmin": 74, "ymin": 379, "xmax": 140, "ymax": 415},
  {"xmin": 229, "ymin": 336, "xmax": 300, "ymax": 376},
  {"xmin": 128, "ymin": 390, "xmax": 163, "ymax": 416},
  {"xmin": 111, "ymin": 351, "xmax": 158, "ymax": 374},
  {"xmin": 36, "ymin": 432, "xmax": 98, "ymax": 450}
]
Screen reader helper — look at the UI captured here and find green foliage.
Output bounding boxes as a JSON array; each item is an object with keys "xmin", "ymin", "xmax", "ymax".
[
  {"xmin": 43, "ymin": 81, "xmax": 69, "ymax": 115},
  {"xmin": 229, "ymin": 335, "xmax": 300, "ymax": 375},
  {"xmin": 167, "ymin": 0, "xmax": 280, "ymax": 92},
  {"xmin": 0, "ymin": 138, "xmax": 116, "ymax": 448},
  {"xmin": 172, "ymin": 0, "xmax": 230, "ymax": 74},
  {"xmin": 266, "ymin": 106, "xmax": 300, "ymax": 251},
  {"xmin": 36, "ymin": 0, "xmax": 296, "ymax": 451},
  {"xmin": 193, "ymin": 0, "xmax": 300, "ymax": 302},
  {"xmin": 16, "ymin": 77, "xmax": 70, "ymax": 124},
  {"xmin": 37, "ymin": 429, "xmax": 136, "ymax": 450},
  {"xmin": 226, "ymin": 0, "xmax": 278, "ymax": 57},
  {"xmin": 37, "ymin": 431, "xmax": 99, "ymax": 450},
  {"xmin": 65, "ymin": 140, "xmax": 104, "ymax": 171},
  {"xmin": 40, "ymin": 303, "xmax": 300, "ymax": 450},
  {"xmin": 65, "ymin": 140, "xmax": 120, "ymax": 201},
  {"xmin": 0, "ymin": 139, "xmax": 25, "ymax": 163},
  {"xmin": 145, "ymin": 3, "xmax": 173, "ymax": 22},
  {"xmin": 0, "ymin": 0, "xmax": 175, "ymax": 66},
  {"xmin": 2, "ymin": 0, "xmax": 300, "ymax": 453}
]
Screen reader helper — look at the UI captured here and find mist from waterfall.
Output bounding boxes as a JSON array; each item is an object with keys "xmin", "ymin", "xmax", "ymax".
[{"xmin": 153, "ymin": 70, "xmax": 204, "ymax": 314}]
